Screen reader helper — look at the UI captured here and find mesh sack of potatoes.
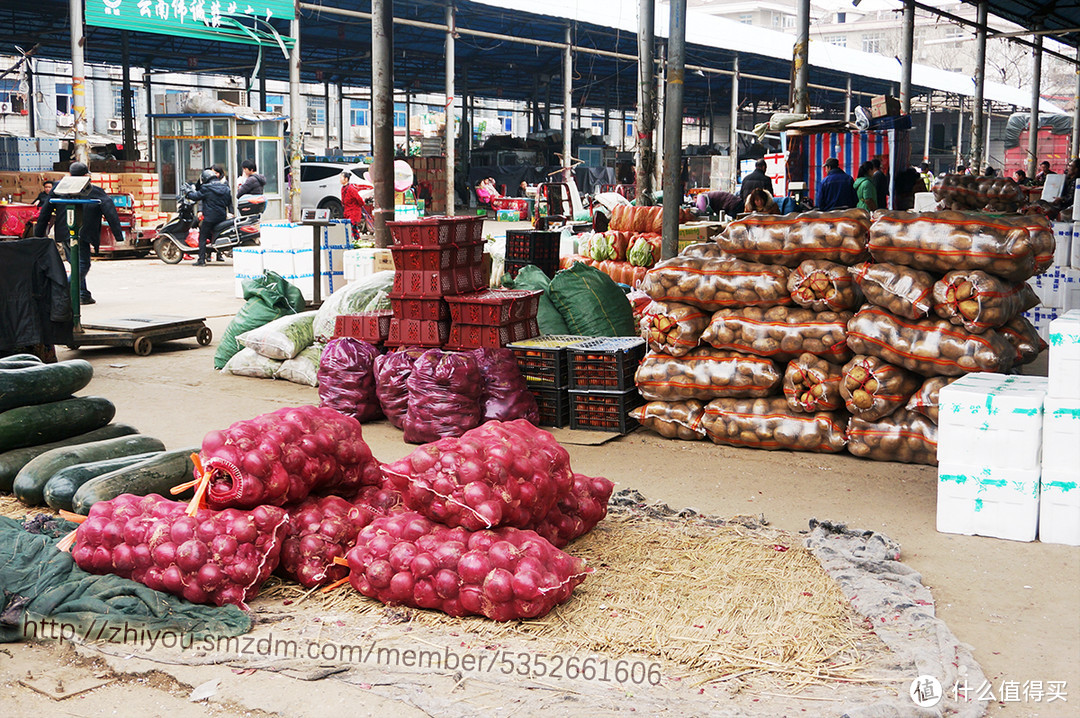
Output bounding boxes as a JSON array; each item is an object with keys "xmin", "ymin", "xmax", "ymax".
[
  {"xmin": 845, "ymin": 305, "xmax": 1015, "ymax": 376},
  {"xmin": 849, "ymin": 262, "xmax": 936, "ymax": 320},
  {"xmin": 634, "ymin": 348, "xmax": 781, "ymax": 401},
  {"xmin": 701, "ymin": 306, "xmax": 853, "ymax": 363},
  {"xmin": 639, "ymin": 255, "xmax": 792, "ymax": 311},
  {"xmin": 868, "ymin": 211, "xmax": 1054, "ymax": 282},
  {"xmin": 782, "ymin": 353, "xmax": 844, "ymax": 413},
  {"xmin": 846, "ymin": 409, "xmax": 938, "ymax": 466},
  {"xmin": 840, "ymin": 354, "xmax": 922, "ymax": 421},
  {"xmin": 787, "ymin": 260, "xmax": 863, "ymax": 312},
  {"xmin": 629, "ymin": 400, "xmax": 708, "ymax": 440},
  {"xmin": 997, "ymin": 315, "xmax": 1047, "ymax": 366},
  {"xmin": 701, "ymin": 397, "xmax": 848, "ymax": 453},
  {"xmin": 721, "ymin": 210, "xmax": 871, "ymax": 267},
  {"xmin": 680, "ymin": 241, "xmax": 725, "ymax": 259},
  {"xmin": 931, "ymin": 270, "xmax": 1039, "ymax": 334},
  {"xmin": 640, "ymin": 301, "xmax": 710, "ymax": 357},
  {"xmin": 904, "ymin": 376, "xmax": 958, "ymax": 424},
  {"xmin": 932, "ymin": 175, "xmax": 1026, "ymax": 212}
]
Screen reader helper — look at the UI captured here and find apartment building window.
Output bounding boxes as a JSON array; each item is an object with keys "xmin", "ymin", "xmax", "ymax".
[
  {"xmin": 591, "ymin": 115, "xmax": 605, "ymax": 135},
  {"xmin": 822, "ymin": 34, "xmax": 847, "ymax": 48},
  {"xmin": 265, "ymin": 95, "xmax": 285, "ymax": 114},
  {"xmin": 498, "ymin": 109, "xmax": 513, "ymax": 133},
  {"xmin": 113, "ymin": 87, "xmax": 140, "ymax": 117},
  {"xmin": 862, "ymin": 33, "xmax": 884, "ymax": 53},
  {"xmin": 393, "ymin": 102, "xmax": 406, "ymax": 129},
  {"xmin": 836, "ymin": 12, "xmax": 846, "ymax": 23},
  {"xmin": 55, "ymin": 83, "xmax": 73, "ymax": 114},
  {"xmin": 307, "ymin": 97, "xmax": 325, "ymax": 125},
  {"xmin": 738, "ymin": 13, "xmax": 752, "ymax": 24},
  {"xmin": 350, "ymin": 100, "xmax": 369, "ymax": 126},
  {"xmin": 0, "ymin": 80, "xmax": 25, "ymax": 112}
]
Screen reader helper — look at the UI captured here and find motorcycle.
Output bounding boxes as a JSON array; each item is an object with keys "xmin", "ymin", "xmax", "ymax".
[{"xmin": 152, "ymin": 182, "xmax": 262, "ymax": 264}]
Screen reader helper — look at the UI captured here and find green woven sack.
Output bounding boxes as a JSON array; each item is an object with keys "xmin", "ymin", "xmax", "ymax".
[{"xmin": 548, "ymin": 262, "xmax": 635, "ymax": 337}]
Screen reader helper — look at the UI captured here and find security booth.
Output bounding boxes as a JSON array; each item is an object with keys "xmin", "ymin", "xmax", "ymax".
[{"xmin": 152, "ymin": 112, "xmax": 287, "ymax": 220}]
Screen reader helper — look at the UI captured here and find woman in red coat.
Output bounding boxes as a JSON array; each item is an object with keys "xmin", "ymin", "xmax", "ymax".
[{"xmin": 341, "ymin": 171, "xmax": 372, "ymax": 242}]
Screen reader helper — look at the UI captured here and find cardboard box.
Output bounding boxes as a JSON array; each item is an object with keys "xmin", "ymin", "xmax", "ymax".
[
  {"xmin": 373, "ymin": 248, "xmax": 394, "ymax": 273},
  {"xmin": 870, "ymin": 95, "xmax": 901, "ymax": 119}
]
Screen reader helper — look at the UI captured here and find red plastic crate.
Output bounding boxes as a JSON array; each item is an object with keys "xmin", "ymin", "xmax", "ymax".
[
  {"xmin": 388, "ymin": 218, "xmax": 452, "ymax": 247},
  {"xmin": 389, "ymin": 294, "xmax": 450, "ymax": 321},
  {"xmin": 444, "ymin": 318, "xmax": 539, "ymax": 350},
  {"xmin": 388, "ymin": 241, "xmax": 484, "ymax": 273},
  {"xmin": 392, "ymin": 264, "xmax": 487, "ymax": 297},
  {"xmin": 490, "ymin": 197, "xmax": 529, "ymax": 220},
  {"xmin": 334, "ymin": 312, "xmax": 392, "ymax": 343},
  {"xmin": 386, "ymin": 318, "xmax": 451, "ymax": 347},
  {"xmin": 505, "ymin": 229, "xmax": 560, "ymax": 264},
  {"xmin": 444, "ymin": 289, "xmax": 542, "ymax": 326},
  {"xmin": 504, "ymin": 257, "xmax": 559, "ymax": 280},
  {"xmin": 439, "ymin": 216, "xmax": 485, "ymax": 244}
]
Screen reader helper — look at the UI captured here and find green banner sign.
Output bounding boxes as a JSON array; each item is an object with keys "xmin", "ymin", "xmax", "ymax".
[{"xmin": 86, "ymin": 0, "xmax": 295, "ymax": 46}]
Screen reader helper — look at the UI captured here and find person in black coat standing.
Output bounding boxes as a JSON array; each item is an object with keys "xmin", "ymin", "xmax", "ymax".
[
  {"xmin": 871, "ymin": 158, "xmax": 889, "ymax": 210},
  {"xmin": 739, "ymin": 159, "xmax": 775, "ymax": 202},
  {"xmin": 186, "ymin": 169, "xmax": 233, "ymax": 266},
  {"xmin": 33, "ymin": 162, "xmax": 122, "ymax": 305}
]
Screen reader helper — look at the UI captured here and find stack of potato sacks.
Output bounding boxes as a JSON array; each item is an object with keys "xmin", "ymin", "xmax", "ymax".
[{"xmin": 632, "ymin": 209, "xmax": 1054, "ymax": 466}]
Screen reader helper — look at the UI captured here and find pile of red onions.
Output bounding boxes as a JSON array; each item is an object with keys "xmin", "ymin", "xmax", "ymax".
[
  {"xmin": 472, "ymin": 348, "xmax": 539, "ymax": 424},
  {"xmin": 345, "ymin": 511, "xmax": 588, "ymax": 621},
  {"xmin": 317, "ymin": 338, "xmax": 383, "ymax": 423},
  {"xmin": 402, "ymin": 349, "xmax": 483, "ymax": 444},
  {"xmin": 533, "ymin": 473, "xmax": 615, "ymax": 548},
  {"xmin": 199, "ymin": 405, "xmax": 381, "ymax": 509},
  {"xmin": 383, "ymin": 419, "xmax": 574, "ymax": 531},
  {"xmin": 278, "ymin": 495, "xmax": 380, "ymax": 588},
  {"xmin": 71, "ymin": 493, "xmax": 289, "ymax": 607},
  {"xmin": 374, "ymin": 347, "xmax": 426, "ymax": 430}
]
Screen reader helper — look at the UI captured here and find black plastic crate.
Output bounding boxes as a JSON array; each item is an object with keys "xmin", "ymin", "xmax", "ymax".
[
  {"xmin": 567, "ymin": 337, "xmax": 647, "ymax": 391},
  {"xmin": 568, "ymin": 388, "xmax": 644, "ymax": 434},
  {"xmin": 505, "ymin": 257, "xmax": 559, "ymax": 280},
  {"xmin": 506, "ymin": 229, "xmax": 561, "ymax": 264},
  {"xmin": 532, "ymin": 387, "xmax": 570, "ymax": 428},
  {"xmin": 507, "ymin": 335, "xmax": 588, "ymax": 388}
]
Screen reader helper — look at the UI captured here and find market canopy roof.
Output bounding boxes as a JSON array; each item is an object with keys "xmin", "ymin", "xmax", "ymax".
[{"xmin": 0, "ymin": 0, "xmax": 1068, "ymax": 115}]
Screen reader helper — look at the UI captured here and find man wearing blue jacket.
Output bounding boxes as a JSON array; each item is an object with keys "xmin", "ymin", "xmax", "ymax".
[
  {"xmin": 815, "ymin": 158, "xmax": 858, "ymax": 211},
  {"xmin": 187, "ymin": 169, "xmax": 233, "ymax": 266}
]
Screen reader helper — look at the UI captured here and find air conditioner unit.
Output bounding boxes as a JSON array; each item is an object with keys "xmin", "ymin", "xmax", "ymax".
[
  {"xmin": 107, "ymin": 118, "xmax": 123, "ymax": 132},
  {"xmin": 56, "ymin": 114, "xmax": 74, "ymax": 127},
  {"xmin": 0, "ymin": 102, "xmax": 12, "ymax": 114}
]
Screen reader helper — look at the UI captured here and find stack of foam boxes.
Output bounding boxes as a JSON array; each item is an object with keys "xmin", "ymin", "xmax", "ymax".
[
  {"xmin": 1041, "ymin": 310, "xmax": 1080, "ymax": 545},
  {"xmin": 343, "ymin": 247, "xmax": 394, "ymax": 283},
  {"xmin": 937, "ymin": 374, "xmax": 1048, "ymax": 542},
  {"xmin": 238, "ymin": 221, "xmax": 348, "ymax": 301},
  {"xmin": 1025, "ymin": 223, "xmax": 1080, "ymax": 340}
]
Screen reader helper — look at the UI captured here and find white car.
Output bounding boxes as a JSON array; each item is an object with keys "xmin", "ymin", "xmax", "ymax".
[{"xmin": 299, "ymin": 161, "xmax": 368, "ymax": 217}]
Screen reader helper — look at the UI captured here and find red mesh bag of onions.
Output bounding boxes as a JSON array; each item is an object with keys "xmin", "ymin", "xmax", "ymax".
[
  {"xmin": 533, "ymin": 473, "xmax": 614, "ymax": 548},
  {"xmin": 197, "ymin": 405, "xmax": 382, "ymax": 510},
  {"xmin": 374, "ymin": 347, "xmax": 426, "ymax": 430},
  {"xmin": 317, "ymin": 338, "xmax": 383, "ymax": 422},
  {"xmin": 402, "ymin": 349, "xmax": 484, "ymax": 444},
  {"xmin": 66, "ymin": 493, "xmax": 288, "ymax": 608},
  {"xmin": 383, "ymin": 419, "xmax": 573, "ymax": 531},
  {"xmin": 344, "ymin": 511, "xmax": 589, "ymax": 620},
  {"xmin": 279, "ymin": 495, "xmax": 383, "ymax": 588},
  {"xmin": 472, "ymin": 348, "xmax": 540, "ymax": 424}
]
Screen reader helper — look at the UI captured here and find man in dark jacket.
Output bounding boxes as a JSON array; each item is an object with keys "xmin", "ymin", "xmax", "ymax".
[
  {"xmin": 33, "ymin": 162, "xmax": 122, "ymax": 305},
  {"xmin": 739, "ymin": 159, "xmax": 774, "ymax": 201},
  {"xmin": 815, "ymin": 158, "xmax": 858, "ymax": 211},
  {"xmin": 187, "ymin": 169, "xmax": 233, "ymax": 266},
  {"xmin": 236, "ymin": 160, "xmax": 267, "ymax": 198},
  {"xmin": 871, "ymin": 157, "xmax": 888, "ymax": 210}
]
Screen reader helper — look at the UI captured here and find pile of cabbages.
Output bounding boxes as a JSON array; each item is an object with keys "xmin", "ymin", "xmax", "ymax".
[
  {"xmin": 322, "ymin": 340, "xmax": 539, "ymax": 443},
  {"xmin": 67, "ymin": 405, "xmax": 612, "ymax": 621}
]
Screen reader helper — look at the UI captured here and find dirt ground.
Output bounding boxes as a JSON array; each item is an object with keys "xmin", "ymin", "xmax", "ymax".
[{"xmin": 4, "ymin": 248, "xmax": 1078, "ymax": 717}]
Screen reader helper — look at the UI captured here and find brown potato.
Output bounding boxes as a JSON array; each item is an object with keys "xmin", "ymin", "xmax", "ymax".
[
  {"xmin": 848, "ymin": 262, "xmax": 936, "ymax": 319},
  {"xmin": 783, "ymin": 353, "xmax": 845, "ymax": 413},
  {"xmin": 904, "ymin": 376, "xmax": 958, "ymax": 424},
  {"xmin": 635, "ymin": 348, "xmax": 781, "ymax": 401},
  {"xmin": 845, "ymin": 304, "xmax": 1015, "ymax": 376},
  {"xmin": 629, "ymin": 401, "xmax": 707, "ymax": 440},
  {"xmin": 840, "ymin": 355, "xmax": 922, "ymax": 421},
  {"xmin": 639, "ymin": 301, "xmax": 710, "ymax": 357},
  {"xmin": 701, "ymin": 306, "xmax": 853, "ymax": 363},
  {"xmin": 846, "ymin": 410, "xmax": 938, "ymax": 465},
  {"xmin": 701, "ymin": 397, "xmax": 847, "ymax": 453},
  {"xmin": 640, "ymin": 255, "xmax": 792, "ymax": 311},
  {"xmin": 721, "ymin": 210, "xmax": 871, "ymax": 267},
  {"xmin": 787, "ymin": 260, "xmax": 864, "ymax": 311},
  {"xmin": 997, "ymin": 315, "xmax": 1047, "ymax": 366},
  {"xmin": 931, "ymin": 270, "xmax": 1040, "ymax": 333}
]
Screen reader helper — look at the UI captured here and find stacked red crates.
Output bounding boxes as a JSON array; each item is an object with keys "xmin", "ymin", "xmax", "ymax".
[
  {"xmin": 443, "ymin": 289, "xmax": 542, "ymax": 350},
  {"xmin": 385, "ymin": 216, "xmax": 487, "ymax": 348}
]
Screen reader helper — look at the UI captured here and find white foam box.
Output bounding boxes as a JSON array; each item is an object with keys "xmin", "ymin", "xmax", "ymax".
[
  {"xmin": 284, "ymin": 272, "xmax": 331, "ymax": 303},
  {"xmin": 1073, "ymin": 223, "xmax": 1080, "ymax": 269},
  {"xmin": 231, "ymin": 246, "xmax": 265, "ymax": 299},
  {"xmin": 1042, "ymin": 395, "xmax": 1080, "ymax": 474},
  {"xmin": 1048, "ymin": 310, "xmax": 1080, "ymax": 399},
  {"xmin": 1052, "ymin": 223, "xmax": 1073, "ymax": 267},
  {"xmin": 344, "ymin": 248, "xmax": 376, "ymax": 283},
  {"xmin": 937, "ymin": 463, "xmax": 1040, "ymax": 541},
  {"xmin": 1062, "ymin": 268, "xmax": 1080, "ymax": 311},
  {"xmin": 1039, "ymin": 468, "xmax": 1080, "ymax": 546},
  {"xmin": 937, "ymin": 373, "xmax": 1048, "ymax": 470},
  {"xmin": 262, "ymin": 248, "xmax": 295, "ymax": 278},
  {"xmin": 259, "ymin": 221, "xmax": 306, "ymax": 252},
  {"xmin": 293, "ymin": 247, "xmax": 346, "ymax": 297}
]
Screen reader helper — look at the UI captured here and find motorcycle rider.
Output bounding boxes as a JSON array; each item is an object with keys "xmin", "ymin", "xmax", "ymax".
[{"xmin": 186, "ymin": 168, "xmax": 232, "ymax": 266}]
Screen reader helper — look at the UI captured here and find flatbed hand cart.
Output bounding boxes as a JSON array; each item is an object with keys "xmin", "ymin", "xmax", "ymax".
[{"xmin": 50, "ymin": 177, "xmax": 212, "ymax": 356}]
